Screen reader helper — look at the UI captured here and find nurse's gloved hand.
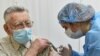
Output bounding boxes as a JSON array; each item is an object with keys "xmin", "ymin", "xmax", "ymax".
[{"xmin": 58, "ymin": 44, "xmax": 72, "ymax": 56}]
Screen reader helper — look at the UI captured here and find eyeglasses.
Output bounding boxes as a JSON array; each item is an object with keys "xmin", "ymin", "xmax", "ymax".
[{"xmin": 11, "ymin": 20, "xmax": 34, "ymax": 29}]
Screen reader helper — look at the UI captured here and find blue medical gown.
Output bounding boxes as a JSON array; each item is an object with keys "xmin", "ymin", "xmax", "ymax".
[{"xmin": 72, "ymin": 12, "xmax": 100, "ymax": 56}]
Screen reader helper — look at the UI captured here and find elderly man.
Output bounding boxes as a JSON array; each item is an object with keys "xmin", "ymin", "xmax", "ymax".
[
  {"xmin": 1, "ymin": 6, "xmax": 50, "ymax": 56},
  {"xmin": 58, "ymin": 2, "xmax": 100, "ymax": 56}
]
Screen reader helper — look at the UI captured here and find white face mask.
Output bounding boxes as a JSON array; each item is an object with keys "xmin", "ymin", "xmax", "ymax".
[{"xmin": 65, "ymin": 28, "xmax": 84, "ymax": 39}]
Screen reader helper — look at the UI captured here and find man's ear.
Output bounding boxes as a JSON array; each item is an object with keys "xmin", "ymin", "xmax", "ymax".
[{"xmin": 3, "ymin": 24, "xmax": 12, "ymax": 35}]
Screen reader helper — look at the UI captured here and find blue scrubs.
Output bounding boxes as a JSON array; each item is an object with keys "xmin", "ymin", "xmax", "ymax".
[{"xmin": 72, "ymin": 12, "xmax": 100, "ymax": 56}]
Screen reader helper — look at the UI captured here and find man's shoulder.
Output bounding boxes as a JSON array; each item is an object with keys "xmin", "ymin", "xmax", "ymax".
[
  {"xmin": 0, "ymin": 36, "xmax": 10, "ymax": 44},
  {"xmin": 0, "ymin": 36, "xmax": 10, "ymax": 50}
]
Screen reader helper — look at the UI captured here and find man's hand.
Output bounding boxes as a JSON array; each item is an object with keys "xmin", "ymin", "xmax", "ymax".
[
  {"xmin": 58, "ymin": 44, "xmax": 72, "ymax": 56},
  {"xmin": 25, "ymin": 38, "xmax": 50, "ymax": 56},
  {"xmin": 31, "ymin": 38, "xmax": 50, "ymax": 53}
]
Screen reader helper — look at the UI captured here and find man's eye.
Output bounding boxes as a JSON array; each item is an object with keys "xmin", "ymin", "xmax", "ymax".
[
  {"xmin": 15, "ymin": 23, "xmax": 23, "ymax": 26},
  {"xmin": 26, "ymin": 22, "xmax": 31, "ymax": 25},
  {"xmin": 26, "ymin": 21, "xmax": 33, "ymax": 25}
]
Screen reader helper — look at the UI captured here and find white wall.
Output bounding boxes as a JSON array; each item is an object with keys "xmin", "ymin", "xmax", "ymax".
[{"xmin": 0, "ymin": 0, "xmax": 100, "ymax": 53}]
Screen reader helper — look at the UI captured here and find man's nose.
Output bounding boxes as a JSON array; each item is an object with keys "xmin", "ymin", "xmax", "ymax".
[{"xmin": 23, "ymin": 22, "xmax": 27, "ymax": 28}]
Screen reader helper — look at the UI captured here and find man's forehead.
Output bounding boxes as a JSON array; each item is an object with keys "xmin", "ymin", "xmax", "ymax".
[
  {"xmin": 11, "ymin": 11, "xmax": 29, "ymax": 18},
  {"xmin": 8, "ymin": 11, "xmax": 30, "ymax": 22}
]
